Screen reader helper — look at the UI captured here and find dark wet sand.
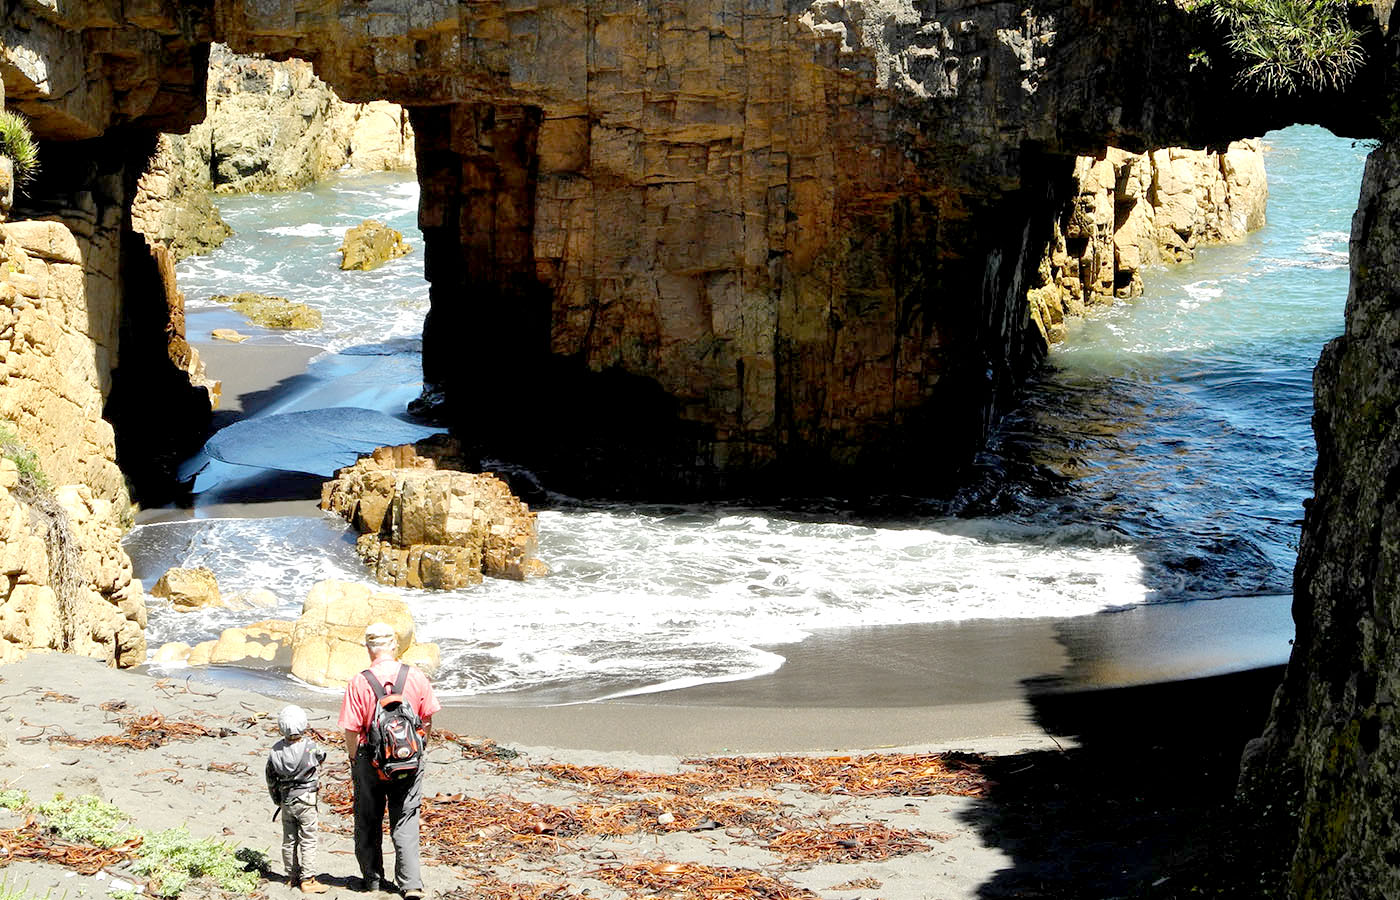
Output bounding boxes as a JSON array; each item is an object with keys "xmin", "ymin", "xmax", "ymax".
[{"xmin": 428, "ymin": 604, "xmax": 1291, "ymax": 754}]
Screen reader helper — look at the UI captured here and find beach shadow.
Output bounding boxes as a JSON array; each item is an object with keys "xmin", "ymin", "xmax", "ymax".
[
  {"xmin": 212, "ymin": 369, "xmax": 322, "ymax": 430},
  {"xmin": 960, "ymin": 665, "xmax": 1285, "ymax": 898}
]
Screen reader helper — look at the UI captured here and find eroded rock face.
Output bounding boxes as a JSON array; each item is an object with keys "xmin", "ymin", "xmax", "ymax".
[
  {"xmin": 0, "ymin": 460, "xmax": 145, "ymax": 667},
  {"xmin": 130, "ymin": 134, "xmax": 233, "ymax": 262},
  {"xmin": 322, "ymin": 441, "xmax": 544, "ymax": 590},
  {"xmin": 185, "ymin": 45, "xmax": 416, "ymax": 195},
  {"xmin": 1238, "ymin": 141, "xmax": 1400, "ymax": 899},
  {"xmin": 214, "ymin": 0, "xmax": 1372, "ymax": 494},
  {"xmin": 1029, "ymin": 140, "xmax": 1268, "ymax": 343}
]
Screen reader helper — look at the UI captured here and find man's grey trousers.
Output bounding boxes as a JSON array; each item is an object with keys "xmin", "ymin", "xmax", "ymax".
[{"xmin": 352, "ymin": 749, "xmax": 425, "ymax": 892}]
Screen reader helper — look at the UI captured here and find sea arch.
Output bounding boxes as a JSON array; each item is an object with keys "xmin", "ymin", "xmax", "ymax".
[{"xmin": 3, "ymin": 0, "xmax": 1400, "ymax": 893}]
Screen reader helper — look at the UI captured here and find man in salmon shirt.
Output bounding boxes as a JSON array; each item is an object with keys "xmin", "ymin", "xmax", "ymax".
[{"xmin": 339, "ymin": 622, "xmax": 442, "ymax": 898}]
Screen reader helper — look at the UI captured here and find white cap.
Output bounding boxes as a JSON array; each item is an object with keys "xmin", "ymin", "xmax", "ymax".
[
  {"xmin": 278, "ymin": 705, "xmax": 308, "ymax": 738},
  {"xmin": 364, "ymin": 622, "xmax": 396, "ymax": 651}
]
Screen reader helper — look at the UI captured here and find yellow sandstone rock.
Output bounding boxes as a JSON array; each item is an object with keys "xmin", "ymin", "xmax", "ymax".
[
  {"xmin": 338, "ymin": 220, "xmax": 411, "ymax": 272},
  {"xmin": 152, "ymin": 641, "xmax": 192, "ymax": 664},
  {"xmin": 322, "ymin": 439, "xmax": 544, "ymax": 590},
  {"xmin": 290, "ymin": 580, "xmax": 415, "ymax": 687},
  {"xmin": 150, "ymin": 566, "xmax": 221, "ymax": 611}
]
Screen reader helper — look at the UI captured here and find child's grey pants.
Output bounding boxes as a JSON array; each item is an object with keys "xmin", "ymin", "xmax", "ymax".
[{"xmin": 281, "ymin": 792, "xmax": 319, "ymax": 879}]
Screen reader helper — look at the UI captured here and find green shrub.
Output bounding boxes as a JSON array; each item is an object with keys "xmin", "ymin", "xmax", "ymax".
[
  {"xmin": 0, "ymin": 789, "xmax": 27, "ymax": 810},
  {"xmin": 132, "ymin": 827, "xmax": 262, "ymax": 898},
  {"xmin": 36, "ymin": 795, "xmax": 131, "ymax": 848},
  {"xmin": 0, "ymin": 110, "xmax": 39, "ymax": 188},
  {"xmin": 0, "ymin": 423, "xmax": 49, "ymax": 494},
  {"xmin": 1205, "ymin": 0, "xmax": 1365, "ymax": 93}
]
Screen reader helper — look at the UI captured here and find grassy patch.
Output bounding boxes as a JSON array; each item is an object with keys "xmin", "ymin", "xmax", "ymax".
[
  {"xmin": 132, "ymin": 827, "xmax": 263, "ymax": 898},
  {"xmin": 0, "ymin": 423, "xmax": 50, "ymax": 494},
  {"xmin": 0, "ymin": 789, "xmax": 28, "ymax": 810},
  {"xmin": 0, "ymin": 111, "xmax": 39, "ymax": 189},
  {"xmin": 32, "ymin": 796, "xmax": 264, "ymax": 898},
  {"xmin": 36, "ymin": 795, "xmax": 131, "ymax": 848}
]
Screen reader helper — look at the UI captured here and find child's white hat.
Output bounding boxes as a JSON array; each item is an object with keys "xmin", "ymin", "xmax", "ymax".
[{"xmin": 278, "ymin": 704, "xmax": 309, "ymax": 738}]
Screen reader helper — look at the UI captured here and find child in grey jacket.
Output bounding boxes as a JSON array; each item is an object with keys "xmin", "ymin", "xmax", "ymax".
[{"xmin": 266, "ymin": 705, "xmax": 329, "ymax": 894}]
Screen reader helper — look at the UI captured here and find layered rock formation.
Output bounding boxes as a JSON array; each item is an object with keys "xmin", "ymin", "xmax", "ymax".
[
  {"xmin": 0, "ymin": 216, "xmax": 157, "ymax": 667},
  {"xmin": 212, "ymin": 0, "xmax": 1377, "ymax": 496},
  {"xmin": 1238, "ymin": 141, "xmax": 1400, "ymax": 898},
  {"xmin": 1030, "ymin": 140, "xmax": 1268, "ymax": 343},
  {"xmin": 322, "ymin": 442, "xmax": 544, "ymax": 590},
  {"xmin": 129, "ymin": 134, "xmax": 234, "ymax": 262},
  {"xmin": 129, "ymin": 44, "xmax": 417, "ymax": 263}
]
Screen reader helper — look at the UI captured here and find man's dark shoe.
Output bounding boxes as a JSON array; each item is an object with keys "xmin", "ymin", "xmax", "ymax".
[{"xmin": 353, "ymin": 877, "xmax": 381, "ymax": 893}]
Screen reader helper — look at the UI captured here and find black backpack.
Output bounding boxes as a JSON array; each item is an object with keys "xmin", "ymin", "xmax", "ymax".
[{"xmin": 362, "ymin": 666, "xmax": 424, "ymax": 782}]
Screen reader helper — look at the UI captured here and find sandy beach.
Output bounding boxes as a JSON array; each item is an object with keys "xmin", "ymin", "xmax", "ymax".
[{"xmin": 0, "ymin": 650, "xmax": 1280, "ymax": 900}]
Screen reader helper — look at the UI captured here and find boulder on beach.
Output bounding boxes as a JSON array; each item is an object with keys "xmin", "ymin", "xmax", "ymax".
[
  {"xmin": 155, "ymin": 620, "xmax": 294, "ymax": 668},
  {"xmin": 150, "ymin": 567, "xmax": 221, "ymax": 611},
  {"xmin": 154, "ymin": 582, "xmax": 438, "ymax": 684},
  {"xmin": 322, "ymin": 439, "xmax": 545, "ymax": 590},
  {"xmin": 210, "ymin": 328, "xmax": 249, "ymax": 342},
  {"xmin": 338, "ymin": 219, "xmax": 411, "ymax": 271},
  {"xmin": 152, "ymin": 641, "xmax": 192, "ymax": 664},
  {"xmin": 211, "ymin": 292, "xmax": 323, "ymax": 330},
  {"xmin": 289, "ymin": 579, "xmax": 438, "ymax": 687}
]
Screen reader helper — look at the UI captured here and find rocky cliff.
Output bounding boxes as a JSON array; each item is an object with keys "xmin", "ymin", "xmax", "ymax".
[
  {"xmin": 215, "ymin": 0, "xmax": 1355, "ymax": 496},
  {"xmin": 132, "ymin": 44, "xmax": 417, "ymax": 263},
  {"xmin": 1031, "ymin": 140, "xmax": 1267, "ymax": 343},
  {"xmin": 1237, "ymin": 140, "xmax": 1400, "ymax": 898},
  {"xmin": 0, "ymin": 219, "xmax": 153, "ymax": 668},
  {"xmin": 4, "ymin": 0, "xmax": 1377, "ymax": 498},
  {"xmin": 179, "ymin": 44, "xmax": 416, "ymax": 196}
]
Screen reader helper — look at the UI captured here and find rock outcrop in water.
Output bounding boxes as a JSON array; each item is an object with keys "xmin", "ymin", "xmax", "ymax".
[
  {"xmin": 1030, "ymin": 140, "xmax": 1268, "ymax": 343},
  {"xmin": 322, "ymin": 442, "xmax": 544, "ymax": 590},
  {"xmin": 1237, "ymin": 140, "xmax": 1400, "ymax": 898},
  {"xmin": 150, "ymin": 566, "xmax": 221, "ymax": 610},
  {"xmin": 338, "ymin": 220, "xmax": 412, "ymax": 272},
  {"xmin": 152, "ymin": 580, "xmax": 439, "ymax": 685},
  {"xmin": 211, "ymin": 292, "xmax": 323, "ymax": 329},
  {"xmin": 129, "ymin": 134, "xmax": 234, "ymax": 262}
]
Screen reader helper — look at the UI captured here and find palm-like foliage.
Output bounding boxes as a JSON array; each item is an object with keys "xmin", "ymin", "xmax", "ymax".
[
  {"xmin": 1209, "ymin": 0, "xmax": 1365, "ymax": 93},
  {"xmin": 0, "ymin": 110, "xmax": 39, "ymax": 187}
]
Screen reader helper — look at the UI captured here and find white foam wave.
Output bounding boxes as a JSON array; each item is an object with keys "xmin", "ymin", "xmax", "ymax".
[
  {"xmin": 263, "ymin": 223, "xmax": 344, "ymax": 238},
  {"xmin": 127, "ymin": 509, "xmax": 1147, "ymax": 699},
  {"xmin": 1179, "ymin": 280, "xmax": 1222, "ymax": 311}
]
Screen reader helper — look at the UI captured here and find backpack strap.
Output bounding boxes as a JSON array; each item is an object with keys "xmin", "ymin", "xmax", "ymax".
[
  {"xmin": 362, "ymin": 668, "xmax": 389, "ymax": 701},
  {"xmin": 390, "ymin": 664, "xmax": 411, "ymax": 696}
]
